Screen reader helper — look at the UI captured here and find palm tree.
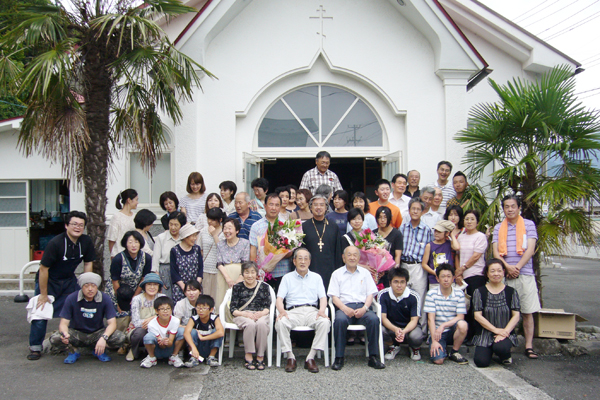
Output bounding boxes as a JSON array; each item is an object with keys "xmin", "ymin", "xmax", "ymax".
[
  {"xmin": 0, "ymin": 0, "xmax": 214, "ymax": 277},
  {"xmin": 455, "ymin": 65, "xmax": 600, "ymax": 300}
]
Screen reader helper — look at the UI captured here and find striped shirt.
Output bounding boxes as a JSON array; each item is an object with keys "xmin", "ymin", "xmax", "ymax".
[
  {"xmin": 423, "ymin": 286, "xmax": 466, "ymax": 332},
  {"xmin": 399, "ymin": 221, "xmax": 432, "ymax": 263},
  {"xmin": 431, "ymin": 181, "xmax": 456, "ymax": 209},
  {"xmin": 228, "ymin": 210, "xmax": 262, "ymax": 240},
  {"xmin": 179, "ymin": 193, "xmax": 208, "ymax": 223},
  {"xmin": 249, "ymin": 218, "xmax": 291, "ymax": 278},
  {"xmin": 492, "ymin": 218, "xmax": 538, "ymax": 276},
  {"xmin": 299, "ymin": 167, "xmax": 343, "ymax": 195}
]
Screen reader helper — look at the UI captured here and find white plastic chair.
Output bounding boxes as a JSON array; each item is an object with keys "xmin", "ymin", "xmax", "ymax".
[
  {"xmin": 329, "ymin": 297, "xmax": 385, "ymax": 364},
  {"xmin": 218, "ymin": 285, "xmax": 276, "ymax": 367},
  {"xmin": 275, "ymin": 307, "xmax": 330, "ymax": 367}
]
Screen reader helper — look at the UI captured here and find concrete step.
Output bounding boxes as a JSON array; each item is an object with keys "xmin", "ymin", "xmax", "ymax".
[{"xmin": 0, "ymin": 273, "xmax": 36, "ymax": 291}]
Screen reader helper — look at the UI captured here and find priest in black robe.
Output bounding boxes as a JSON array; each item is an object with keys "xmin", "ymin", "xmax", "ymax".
[{"xmin": 302, "ymin": 194, "xmax": 342, "ymax": 290}]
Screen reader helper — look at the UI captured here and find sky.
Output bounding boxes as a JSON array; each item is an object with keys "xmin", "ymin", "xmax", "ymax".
[{"xmin": 478, "ymin": 0, "xmax": 600, "ymax": 112}]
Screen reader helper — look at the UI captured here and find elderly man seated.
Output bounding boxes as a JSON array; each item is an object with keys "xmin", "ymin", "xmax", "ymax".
[
  {"xmin": 328, "ymin": 246, "xmax": 385, "ymax": 371},
  {"xmin": 275, "ymin": 248, "xmax": 330, "ymax": 373},
  {"xmin": 49, "ymin": 272, "xmax": 126, "ymax": 364}
]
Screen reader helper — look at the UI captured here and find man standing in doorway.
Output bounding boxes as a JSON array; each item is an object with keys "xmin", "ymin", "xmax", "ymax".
[
  {"xmin": 302, "ymin": 195, "xmax": 343, "ymax": 290},
  {"xmin": 399, "ymin": 198, "xmax": 432, "ymax": 330},
  {"xmin": 405, "ymin": 170, "xmax": 421, "ymax": 198},
  {"xmin": 389, "ymin": 173, "xmax": 411, "ymax": 220},
  {"xmin": 229, "ymin": 192, "xmax": 262, "ymax": 240},
  {"xmin": 492, "ymin": 194, "xmax": 540, "ymax": 360},
  {"xmin": 430, "ymin": 161, "xmax": 456, "ymax": 210},
  {"xmin": 250, "ymin": 193, "xmax": 292, "ymax": 293},
  {"xmin": 27, "ymin": 211, "xmax": 95, "ymax": 361},
  {"xmin": 369, "ymin": 179, "xmax": 402, "ymax": 228},
  {"xmin": 300, "ymin": 151, "xmax": 343, "ymax": 195}
]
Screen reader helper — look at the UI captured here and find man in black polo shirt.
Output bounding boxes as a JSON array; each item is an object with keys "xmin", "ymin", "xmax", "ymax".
[
  {"xmin": 49, "ymin": 272, "xmax": 125, "ymax": 363},
  {"xmin": 380, "ymin": 267, "xmax": 423, "ymax": 362},
  {"xmin": 27, "ymin": 211, "xmax": 95, "ymax": 360}
]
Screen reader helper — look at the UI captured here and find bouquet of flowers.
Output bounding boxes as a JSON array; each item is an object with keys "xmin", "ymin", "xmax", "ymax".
[
  {"xmin": 353, "ymin": 228, "xmax": 396, "ymax": 289},
  {"xmin": 257, "ymin": 218, "xmax": 305, "ymax": 281}
]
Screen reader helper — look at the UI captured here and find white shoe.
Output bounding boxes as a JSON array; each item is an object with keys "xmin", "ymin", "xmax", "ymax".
[
  {"xmin": 385, "ymin": 346, "xmax": 401, "ymax": 360},
  {"xmin": 410, "ymin": 347, "xmax": 421, "ymax": 361},
  {"xmin": 168, "ymin": 354, "xmax": 184, "ymax": 368},
  {"xmin": 185, "ymin": 357, "xmax": 200, "ymax": 368},
  {"xmin": 140, "ymin": 355, "xmax": 157, "ymax": 368},
  {"xmin": 206, "ymin": 356, "xmax": 219, "ymax": 367}
]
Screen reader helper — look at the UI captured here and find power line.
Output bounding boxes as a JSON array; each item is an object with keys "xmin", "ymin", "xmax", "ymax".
[
  {"xmin": 536, "ymin": 0, "xmax": 600, "ymax": 36},
  {"xmin": 544, "ymin": 10, "xmax": 600, "ymax": 40},
  {"xmin": 513, "ymin": 0, "xmax": 550, "ymax": 22},
  {"xmin": 524, "ymin": 0, "xmax": 583, "ymax": 28},
  {"xmin": 575, "ymin": 87, "xmax": 600, "ymax": 95},
  {"xmin": 516, "ymin": 0, "xmax": 561, "ymax": 23}
]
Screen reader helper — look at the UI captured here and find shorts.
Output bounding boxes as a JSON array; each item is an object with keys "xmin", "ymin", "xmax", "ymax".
[
  {"xmin": 428, "ymin": 323, "xmax": 457, "ymax": 362},
  {"xmin": 506, "ymin": 274, "xmax": 541, "ymax": 314}
]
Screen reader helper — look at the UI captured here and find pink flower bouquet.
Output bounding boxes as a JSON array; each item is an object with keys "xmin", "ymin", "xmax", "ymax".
[{"xmin": 353, "ymin": 229, "xmax": 396, "ymax": 285}]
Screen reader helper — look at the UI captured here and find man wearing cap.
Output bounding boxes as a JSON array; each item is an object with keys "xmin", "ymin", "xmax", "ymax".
[
  {"xmin": 49, "ymin": 272, "xmax": 126, "ymax": 364},
  {"xmin": 27, "ymin": 211, "xmax": 96, "ymax": 361}
]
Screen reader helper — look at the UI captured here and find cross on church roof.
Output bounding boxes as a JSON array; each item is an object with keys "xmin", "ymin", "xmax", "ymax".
[{"xmin": 310, "ymin": 5, "xmax": 333, "ymax": 49}]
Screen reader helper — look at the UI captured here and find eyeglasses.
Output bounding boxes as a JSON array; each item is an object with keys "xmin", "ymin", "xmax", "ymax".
[
  {"xmin": 69, "ymin": 223, "xmax": 85, "ymax": 228},
  {"xmin": 157, "ymin": 307, "xmax": 172, "ymax": 312},
  {"xmin": 196, "ymin": 306, "xmax": 211, "ymax": 311}
]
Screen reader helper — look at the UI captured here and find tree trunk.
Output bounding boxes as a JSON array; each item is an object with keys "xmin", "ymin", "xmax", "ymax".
[
  {"xmin": 522, "ymin": 153, "xmax": 543, "ymax": 305},
  {"xmin": 81, "ymin": 42, "xmax": 114, "ymax": 283}
]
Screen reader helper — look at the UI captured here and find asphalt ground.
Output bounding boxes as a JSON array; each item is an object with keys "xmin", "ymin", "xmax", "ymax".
[{"xmin": 1, "ymin": 256, "xmax": 598, "ymax": 399}]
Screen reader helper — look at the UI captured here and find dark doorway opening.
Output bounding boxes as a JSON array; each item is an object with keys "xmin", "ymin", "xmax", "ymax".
[{"xmin": 262, "ymin": 158, "xmax": 381, "ymax": 202}]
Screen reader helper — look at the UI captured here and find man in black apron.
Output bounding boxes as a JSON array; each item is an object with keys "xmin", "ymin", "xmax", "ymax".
[{"xmin": 28, "ymin": 211, "xmax": 96, "ymax": 360}]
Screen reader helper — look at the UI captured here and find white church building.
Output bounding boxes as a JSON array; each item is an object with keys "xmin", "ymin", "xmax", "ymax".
[{"xmin": 0, "ymin": 0, "xmax": 581, "ymax": 274}]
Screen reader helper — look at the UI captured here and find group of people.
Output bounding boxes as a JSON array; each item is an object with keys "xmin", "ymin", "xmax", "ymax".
[{"xmin": 26, "ymin": 151, "xmax": 541, "ymax": 371}]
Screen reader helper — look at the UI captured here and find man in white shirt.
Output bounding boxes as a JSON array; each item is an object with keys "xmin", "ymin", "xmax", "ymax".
[
  {"xmin": 389, "ymin": 173, "xmax": 411, "ymax": 219},
  {"xmin": 328, "ymin": 246, "xmax": 385, "ymax": 371},
  {"xmin": 430, "ymin": 161, "xmax": 456, "ymax": 210},
  {"xmin": 275, "ymin": 248, "xmax": 330, "ymax": 373},
  {"xmin": 420, "ymin": 186, "xmax": 442, "ymax": 229}
]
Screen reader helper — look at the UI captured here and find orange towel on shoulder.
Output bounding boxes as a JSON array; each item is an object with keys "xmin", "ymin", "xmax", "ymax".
[{"xmin": 497, "ymin": 216, "xmax": 525, "ymax": 256}]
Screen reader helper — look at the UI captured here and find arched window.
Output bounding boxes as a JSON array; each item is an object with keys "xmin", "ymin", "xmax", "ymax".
[{"xmin": 258, "ymin": 85, "xmax": 383, "ymax": 148}]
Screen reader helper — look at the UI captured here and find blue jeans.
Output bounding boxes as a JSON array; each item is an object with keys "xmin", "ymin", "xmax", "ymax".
[
  {"xmin": 143, "ymin": 329, "xmax": 184, "ymax": 360},
  {"xmin": 189, "ymin": 328, "xmax": 223, "ymax": 359},
  {"xmin": 428, "ymin": 323, "xmax": 458, "ymax": 362}
]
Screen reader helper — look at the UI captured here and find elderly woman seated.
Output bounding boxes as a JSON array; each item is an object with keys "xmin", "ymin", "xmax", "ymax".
[{"xmin": 230, "ymin": 261, "xmax": 272, "ymax": 370}]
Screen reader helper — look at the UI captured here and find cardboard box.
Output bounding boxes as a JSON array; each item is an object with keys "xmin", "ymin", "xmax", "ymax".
[{"xmin": 534, "ymin": 309, "xmax": 587, "ymax": 340}]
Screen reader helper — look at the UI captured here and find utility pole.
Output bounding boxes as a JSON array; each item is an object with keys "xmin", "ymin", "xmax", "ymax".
[{"xmin": 347, "ymin": 124, "xmax": 362, "ymax": 146}]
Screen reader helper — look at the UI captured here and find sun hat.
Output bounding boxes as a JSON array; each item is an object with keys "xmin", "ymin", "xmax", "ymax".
[
  {"xmin": 140, "ymin": 273, "xmax": 163, "ymax": 290},
  {"xmin": 179, "ymin": 223, "xmax": 200, "ymax": 240}
]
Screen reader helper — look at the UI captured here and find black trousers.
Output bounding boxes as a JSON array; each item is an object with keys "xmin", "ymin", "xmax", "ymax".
[{"xmin": 473, "ymin": 337, "xmax": 512, "ymax": 368}]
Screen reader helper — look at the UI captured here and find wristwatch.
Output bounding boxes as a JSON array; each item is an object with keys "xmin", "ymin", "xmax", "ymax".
[{"xmin": 102, "ymin": 334, "xmax": 109, "ymax": 341}]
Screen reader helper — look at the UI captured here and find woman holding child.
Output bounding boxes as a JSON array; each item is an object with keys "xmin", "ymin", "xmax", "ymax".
[
  {"xmin": 127, "ymin": 273, "xmax": 165, "ymax": 361},
  {"xmin": 472, "ymin": 259, "xmax": 521, "ymax": 367},
  {"xmin": 230, "ymin": 261, "xmax": 272, "ymax": 370}
]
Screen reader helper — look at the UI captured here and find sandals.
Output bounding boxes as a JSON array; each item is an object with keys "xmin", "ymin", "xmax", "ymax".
[
  {"xmin": 244, "ymin": 359, "xmax": 256, "ymax": 370},
  {"xmin": 27, "ymin": 351, "xmax": 41, "ymax": 361},
  {"xmin": 256, "ymin": 360, "xmax": 266, "ymax": 370},
  {"xmin": 525, "ymin": 348, "xmax": 539, "ymax": 359}
]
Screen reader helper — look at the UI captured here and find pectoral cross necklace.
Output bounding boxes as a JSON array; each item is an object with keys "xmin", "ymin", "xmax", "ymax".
[{"xmin": 312, "ymin": 218, "xmax": 327, "ymax": 252}]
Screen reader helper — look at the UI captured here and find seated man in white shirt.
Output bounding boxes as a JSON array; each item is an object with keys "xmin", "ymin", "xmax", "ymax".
[
  {"xmin": 275, "ymin": 248, "xmax": 330, "ymax": 373},
  {"xmin": 328, "ymin": 246, "xmax": 385, "ymax": 371}
]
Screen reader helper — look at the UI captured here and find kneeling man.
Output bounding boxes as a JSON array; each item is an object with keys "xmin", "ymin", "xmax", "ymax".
[
  {"xmin": 275, "ymin": 248, "xmax": 330, "ymax": 373},
  {"xmin": 328, "ymin": 246, "xmax": 385, "ymax": 370},
  {"xmin": 49, "ymin": 272, "xmax": 126, "ymax": 364}
]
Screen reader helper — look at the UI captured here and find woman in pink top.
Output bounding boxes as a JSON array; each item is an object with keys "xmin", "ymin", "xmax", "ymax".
[{"xmin": 456, "ymin": 209, "xmax": 488, "ymax": 343}]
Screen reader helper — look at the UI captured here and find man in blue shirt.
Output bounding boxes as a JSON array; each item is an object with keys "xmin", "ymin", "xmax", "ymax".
[
  {"xmin": 49, "ymin": 272, "xmax": 126, "ymax": 364},
  {"xmin": 399, "ymin": 198, "xmax": 433, "ymax": 329},
  {"xmin": 228, "ymin": 192, "xmax": 262, "ymax": 240},
  {"xmin": 275, "ymin": 248, "xmax": 330, "ymax": 373}
]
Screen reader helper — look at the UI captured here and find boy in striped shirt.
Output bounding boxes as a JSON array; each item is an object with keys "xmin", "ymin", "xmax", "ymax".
[{"xmin": 423, "ymin": 263, "xmax": 469, "ymax": 365}]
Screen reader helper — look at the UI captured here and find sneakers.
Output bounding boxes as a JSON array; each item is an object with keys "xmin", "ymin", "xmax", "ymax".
[
  {"xmin": 385, "ymin": 346, "xmax": 402, "ymax": 360},
  {"xmin": 140, "ymin": 355, "xmax": 157, "ymax": 368},
  {"xmin": 410, "ymin": 347, "xmax": 421, "ymax": 361},
  {"xmin": 126, "ymin": 349, "xmax": 134, "ymax": 362},
  {"xmin": 448, "ymin": 351, "xmax": 469, "ymax": 365},
  {"xmin": 185, "ymin": 357, "xmax": 200, "ymax": 368},
  {"xmin": 206, "ymin": 356, "xmax": 219, "ymax": 367},
  {"xmin": 168, "ymin": 354, "xmax": 184, "ymax": 368}
]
